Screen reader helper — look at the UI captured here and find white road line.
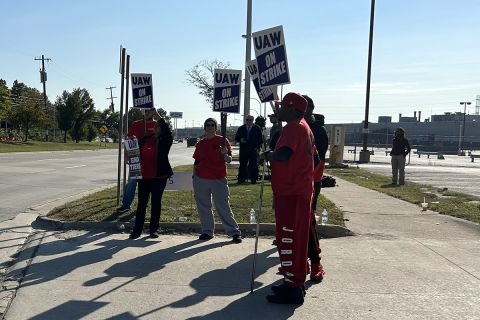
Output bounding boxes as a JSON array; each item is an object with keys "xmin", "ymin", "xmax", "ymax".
[{"xmin": 65, "ymin": 165, "xmax": 87, "ymax": 169}]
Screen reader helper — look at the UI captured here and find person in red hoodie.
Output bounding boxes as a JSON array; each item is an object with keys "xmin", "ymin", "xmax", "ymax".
[
  {"xmin": 264, "ymin": 92, "xmax": 316, "ymax": 304},
  {"xmin": 129, "ymin": 118, "xmax": 173, "ymax": 239}
]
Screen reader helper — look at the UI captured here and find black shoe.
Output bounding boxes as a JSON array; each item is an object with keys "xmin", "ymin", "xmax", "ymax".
[
  {"xmin": 266, "ymin": 286, "xmax": 304, "ymax": 304},
  {"xmin": 117, "ymin": 206, "xmax": 131, "ymax": 214},
  {"xmin": 271, "ymin": 283, "xmax": 306, "ymax": 295},
  {"xmin": 198, "ymin": 233, "xmax": 213, "ymax": 241},
  {"xmin": 150, "ymin": 232, "xmax": 159, "ymax": 238},
  {"xmin": 232, "ymin": 234, "xmax": 242, "ymax": 243},
  {"xmin": 128, "ymin": 232, "xmax": 141, "ymax": 240}
]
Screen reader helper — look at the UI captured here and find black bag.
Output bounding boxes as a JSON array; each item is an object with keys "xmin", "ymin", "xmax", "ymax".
[{"xmin": 321, "ymin": 175, "xmax": 336, "ymax": 188}]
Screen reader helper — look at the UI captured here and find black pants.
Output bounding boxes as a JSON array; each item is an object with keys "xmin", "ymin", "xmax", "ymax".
[
  {"xmin": 238, "ymin": 149, "xmax": 258, "ymax": 183},
  {"xmin": 308, "ymin": 181, "xmax": 322, "ymax": 264},
  {"xmin": 132, "ymin": 178, "xmax": 167, "ymax": 235}
]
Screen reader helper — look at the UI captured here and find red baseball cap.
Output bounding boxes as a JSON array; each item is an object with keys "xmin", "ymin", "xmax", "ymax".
[{"xmin": 280, "ymin": 92, "xmax": 308, "ymax": 113}]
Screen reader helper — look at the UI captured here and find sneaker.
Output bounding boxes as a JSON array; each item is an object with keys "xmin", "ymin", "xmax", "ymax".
[
  {"xmin": 271, "ymin": 283, "xmax": 306, "ymax": 295},
  {"xmin": 198, "ymin": 233, "xmax": 213, "ymax": 241},
  {"xmin": 150, "ymin": 231, "xmax": 160, "ymax": 238},
  {"xmin": 232, "ymin": 234, "xmax": 242, "ymax": 244},
  {"xmin": 310, "ymin": 263, "xmax": 325, "ymax": 282},
  {"xmin": 128, "ymin": 232, "xmax": 141, "ymax": 240},
  {"xmin": 117, "ymin": 206, "xmax": 131, "ymax": 214},
  {"xmin": 266, "ymin": 286, "xmax": 304, "ymax": 304}
]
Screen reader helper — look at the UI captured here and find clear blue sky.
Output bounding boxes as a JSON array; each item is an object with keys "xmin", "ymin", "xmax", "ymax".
[{"xmin": 1, "ymin": 0, "xmax": 479, "ymax": 127}]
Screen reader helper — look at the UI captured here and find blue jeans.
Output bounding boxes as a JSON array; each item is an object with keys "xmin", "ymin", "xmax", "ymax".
[{"xmin": 122, "ymin": 177, "xmax": 137, "ymax": 208}]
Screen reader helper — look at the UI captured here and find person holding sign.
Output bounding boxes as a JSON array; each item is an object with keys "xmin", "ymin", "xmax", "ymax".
[
  {"xmin": 117, "ymin": 107, "xmax": 159, "ymax": 214},
  {"xmin": 192, "ymin": 118, "xmax": 242, "ymax": 244},
  {"xmin": 129, "ymin": 118, "xmax": 173, "ymax": 239},
  {"xmin": 235, "ymin": 115, "xmax": 263, "ymax": 184},
  {"xmin": 263, "ymin": 93, "xmax": 316, "ymax": 304}
]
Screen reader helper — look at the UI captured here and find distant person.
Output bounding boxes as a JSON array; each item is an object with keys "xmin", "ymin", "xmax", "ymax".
[
  {"xmin": 117, "ymin": 107, "xmax": 158, "ymax": 213},
  {"xmin": 192, "ymin": 118, "xmax": 242, "ymax": 243},
  {"xmin": 303, "ymin": 95, "xmax": 328, "ymax": 282},
  {"xmin": 129, "ymin": 118, "xmax": 173, "ymax": 239},
  {"xmin": 389, "ymin": 127, "xmax": 411, "ymax": 185},
  {"xmin": 268, "ymin": 113, "xmax": 282, "ymax": 151},
  {"xmin": 235, "ymin": 115, "xmax": 263, "ymax": 184},
  {"xmin": 263, "ymin": 93, "xmax": 316, "ymax": 304}
]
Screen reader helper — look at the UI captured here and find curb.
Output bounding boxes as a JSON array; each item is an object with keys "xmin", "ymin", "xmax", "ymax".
[{"xmin": 33, "ymin": 216, "xmax": 353, "ymax": 238}]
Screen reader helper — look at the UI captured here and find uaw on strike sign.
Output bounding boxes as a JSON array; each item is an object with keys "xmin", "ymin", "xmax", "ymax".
[
  {"xmin": 213, "ymin": 69, "xmax": 242, "ymax": 113},
  {"xmin": 246, "ymin": 59, "xmax": 278, "ymax": 103},
  {"xmin": 252, "ymin": 25, "xmax": 290, "ymax": 88},
  {"xmin": 131, "ymin": 73, "xmax": 154, "ymax": 109}
]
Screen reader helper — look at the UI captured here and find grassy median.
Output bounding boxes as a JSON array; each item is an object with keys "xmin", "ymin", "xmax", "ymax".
[
  {"xmin": 48, "ymin": 165, "xmax": 345, "ymax": 226},
  {"xmin": 326, "ymin": 166, "xmax": 480, "ymax": 224},
  {"xmin": 0, "ymin": 140, "xmax": 117, "ymax": 153}
]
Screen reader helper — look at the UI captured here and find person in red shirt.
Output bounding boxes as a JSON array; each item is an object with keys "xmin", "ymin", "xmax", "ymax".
[
  {"xmin": 192, "ymin": 118, "xmax": 242, "ymax": 244},
  {"xmin": 129, "ymin": 118, "xmax": 173, "ymax": 239},
  {"xmin": 264, "ymin": 92, "xmax": 316, "ymax": 304},
  {"xmin": 117, "ymin": 107, "xmax": 158, "ymax": 213}
]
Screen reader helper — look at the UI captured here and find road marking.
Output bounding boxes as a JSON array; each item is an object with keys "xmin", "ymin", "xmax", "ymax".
[{"xmin": 65, "ymin": 165, "xmax": 87, "ymax": 169}]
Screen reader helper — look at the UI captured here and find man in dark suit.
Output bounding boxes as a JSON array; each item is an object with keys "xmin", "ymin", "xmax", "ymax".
[{"xmin": 235, "ymin": 115, "xmax": 263, "ymax": 184}]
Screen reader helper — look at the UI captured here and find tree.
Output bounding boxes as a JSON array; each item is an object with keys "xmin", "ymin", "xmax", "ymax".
[
  {"xmin": 69, "ymin": 88, "xmax": 95, "ymax": 143},
  {"xmin": 185, "ymin": 59, "xmax": 230, "ymax": 105},
  {"xmin": 0, "ymin": 79, "xmax": 12, "ymax": 128},
  {"xmin": 55, "ymin": 90, "xmax": 76, "ymax": 142},
  {"xmin": 8, "ymin": 81, "xmax": 47, "ymax": 141}
]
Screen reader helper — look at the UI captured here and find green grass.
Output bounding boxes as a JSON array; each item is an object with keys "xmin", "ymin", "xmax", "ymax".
[
  {"xmin": 48, "ymin": 165, "xmax": 344, "ymax": 226},
  {"xmin": 0, "ymin": 140, "xmax": 117, "ymax": 153},
  {"xmin": 326, "ymin": 167, "xmax": 480, "ymax": 223}
]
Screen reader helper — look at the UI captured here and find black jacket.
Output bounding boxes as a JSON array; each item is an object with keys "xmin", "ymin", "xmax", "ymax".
[
  {"xmin": 156, "ymin": 135, "xmax": 173, "ymax": 178},
  {"xmin": 308, "ymin": 119, "xmax": 329, "ymax": 160},
  {"xmin": 235, "ymin": 124, "xmax": 263, "ymax": 151}
]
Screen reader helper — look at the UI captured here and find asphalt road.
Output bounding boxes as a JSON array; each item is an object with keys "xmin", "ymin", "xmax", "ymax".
[{"xmin": 0, "ymin": 143, "xmax": 194, "ymax": 223}]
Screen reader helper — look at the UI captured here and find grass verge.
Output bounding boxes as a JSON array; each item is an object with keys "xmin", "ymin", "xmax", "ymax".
[
  {"xmin": 0, "ymin": 140, "xmax": 117, "ymax": 153},
  {"xmin": 49, "ymin": 165, "xmax": 344, "ymax": 226},
  {"xmin": 326, "ymin": 166, "xmax": 480, "ymax": 224}
]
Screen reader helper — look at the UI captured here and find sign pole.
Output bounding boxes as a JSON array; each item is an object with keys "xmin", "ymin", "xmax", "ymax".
[
  {"xmin": 116, "ymin": 47, "xmax": 126, "ymax": 206},
  {"xmin": 123, "ymin": 55, "xmax": 130, "ymax": 191}
]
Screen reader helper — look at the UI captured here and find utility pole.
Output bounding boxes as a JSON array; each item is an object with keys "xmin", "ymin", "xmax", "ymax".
[
  {"xmin": 243, "ymin": 0, "xmax": 252, "ymax": 123},
  {"xmin": 459, "ymin": 101, "xmax": 471, "ymax": 155},
  {"xmin": 106, "ymin": 86, "xmax": 117, "ymax": 112},
  {"xmin": 35, "ymin": 54, "xmax": 51, "ymax": 141},
  {"xmin": 359, "ymin": 0, "xmax": 376, "ymax": 163}
]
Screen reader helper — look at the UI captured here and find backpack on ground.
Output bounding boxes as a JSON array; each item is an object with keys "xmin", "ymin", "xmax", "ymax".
[{"xmin": 321, "ymin": 175, "xmax": 336, "ymax": 188}]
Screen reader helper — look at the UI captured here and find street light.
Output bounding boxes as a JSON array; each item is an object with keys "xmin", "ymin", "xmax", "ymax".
[
  {"xmin": 250, "ymin": 97, "xmax": 262, "ymax": 117},
  {"xmin": 459, "ymin": 101, "xmax": 471, "ymax": 154}
]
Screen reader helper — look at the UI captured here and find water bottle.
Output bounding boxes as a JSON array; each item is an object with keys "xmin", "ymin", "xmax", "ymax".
[
  {"xmin": 321, "ymin": 209, "xmax": 328, "ymax": 226},
  {"xmin": 249, "ymin": 208, "xmax": 256, "ymax": 224}
]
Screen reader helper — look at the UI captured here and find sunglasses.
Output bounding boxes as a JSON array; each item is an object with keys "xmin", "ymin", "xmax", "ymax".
[{"xmin": 205, "ymin": 123, "xmax": 216, "ymax": 127}]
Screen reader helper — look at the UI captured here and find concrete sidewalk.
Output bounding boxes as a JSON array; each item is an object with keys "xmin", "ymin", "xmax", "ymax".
[{"xmin": 2, "ymin": 177, "xmax": 480, "ymax": 319}]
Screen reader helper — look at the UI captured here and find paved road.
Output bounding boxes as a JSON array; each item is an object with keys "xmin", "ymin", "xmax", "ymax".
[
  {"xmin": 339, "ymin": 147, "xmax": 480, "ymax": 198},
  {"xmin": 0, "ymin": 143, "xmax": 194, "ymax": 223}
]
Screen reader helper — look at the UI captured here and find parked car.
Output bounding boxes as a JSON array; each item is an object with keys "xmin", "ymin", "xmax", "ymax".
[
  {"xmin": 100, "ymin": 137, "xmax": 114, "ymax": 143},
  {"xmin": 187, "ymin": 137, "xmax": 198, "ymax": 147}
]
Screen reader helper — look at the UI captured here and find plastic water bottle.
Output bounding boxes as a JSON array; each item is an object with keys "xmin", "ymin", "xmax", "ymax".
[
  {"xmin": 321, "ymin": 209, "xmax": 328, "ymax": 226},
  {"xmin": 249, "ymin": 208, "xmax": 256, "ymax": 224}
]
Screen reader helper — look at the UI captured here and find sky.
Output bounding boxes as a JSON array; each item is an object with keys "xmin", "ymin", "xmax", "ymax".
[{"xmin": 1, "ymin": 0, "xmax": 480, "ymax": 127}]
